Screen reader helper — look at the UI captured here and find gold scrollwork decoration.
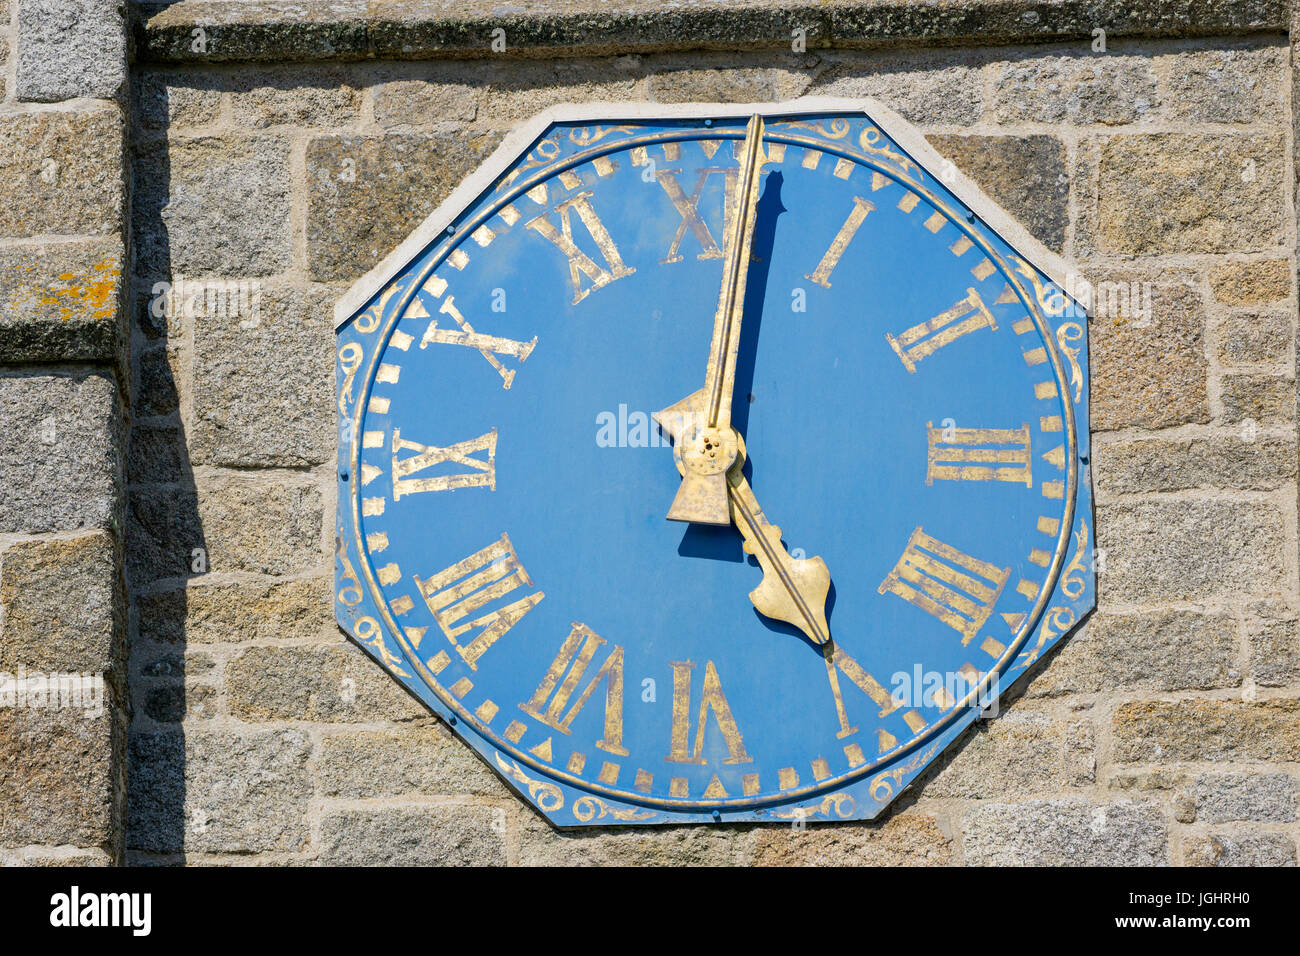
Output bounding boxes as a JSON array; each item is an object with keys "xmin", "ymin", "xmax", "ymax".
[
  {"xmin": 495, "ymin": 753, "xmax": 564, "ymax": 812},
  {"xmin": 869, "ymin": 744, "xmax": 940, "ymax": 803},
  {"xmin": 771, "ymin": 793, "xmax": 855, "ymax": 821},
  {"xmin": 335, "ymin": 534, "xmax": 363, "ymax": 607},
  {"xmin": 1056, "ymin": 322, "xmax": 1085, "ymax": 403},
  {"xmin": 572, "ymin": 795, "xmax": 656, "ymax": 823},
  {"xmin": 337, "ymin": 342, "xmax": 363, "ymax": 417},
  {"xmin": 1011, "ymin": 256, "xmax": 1069, "ymax": 316},
  {"xmin": 858, "ymin": 126, "xmax": 920, "ymax": 176},
  {"xmin": 354, "ymin": 281, "xmax": 399, "ymax": 335},
  {"xmin": 495, "ymin": 137, "xmax": 562, "ymax": 192},
  {"xmin": 569, "ymin": 124, "xmax": 638, "ymax": 147},
  {"xmin": 1016, "ymin": 606, "xmax": 1075, "ymax": 670},
  {"xmin": 1061, "ymin": 519, "xmax": 1089, "ymax": 600},
  {"xmin": 784, "ymin": 117, "xmax": 852, "ymax": 141},
  {"xmin": 353, "ymin": 615, "xmax": 412, "ymax": 679}
]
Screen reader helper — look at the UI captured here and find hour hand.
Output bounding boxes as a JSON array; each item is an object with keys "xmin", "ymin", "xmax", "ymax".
[{"xmin": 727, "ymin": 470, "xmax": 831, "ymax": 645}]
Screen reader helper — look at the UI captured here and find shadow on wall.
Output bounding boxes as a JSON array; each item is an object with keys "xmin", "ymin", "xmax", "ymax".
[{"xmin": 124, "ymin": 74, "xmax": 204, "ymax": 864}]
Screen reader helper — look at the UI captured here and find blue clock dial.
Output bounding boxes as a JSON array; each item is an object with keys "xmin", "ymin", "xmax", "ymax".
[{"xmin": 335, "ymin": 107, "xmax": 1096, "ymax": 825}]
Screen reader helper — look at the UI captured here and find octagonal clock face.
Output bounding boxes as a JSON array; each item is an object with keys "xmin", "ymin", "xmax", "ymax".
[{"xmin": 334, "ymin": 100, "xmax": 1095, "ymax": 826}]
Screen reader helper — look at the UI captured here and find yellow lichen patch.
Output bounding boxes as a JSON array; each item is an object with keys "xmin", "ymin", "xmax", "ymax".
[{"xmin": 20, "ymin": 257, "xmax": 120, "ymax": 323}]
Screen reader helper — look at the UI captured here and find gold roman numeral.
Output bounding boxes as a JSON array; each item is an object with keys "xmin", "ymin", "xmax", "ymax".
[
  {"xmin": 418, "ymin": 295, "xmax": 536, "ymax": 389},
  {"xmin": 887, "ymin": 287, "xmax": 997, "ymax": 373},
  {"xmin": 666, "ymin": 660, "xmax": 751, "ymax": 765},
  {"xmin": 526, "ymin": 190, "xmax": 635, "ymax": 304},
  {"xmin": 879, "ymin": 527, "xmax": 1009, "ymax": 645},
  {"xmin": 805, "ymin": 196, "xmax": 874, "ymax": 288},
  {"xmin": 926, "ymin": 422, "xmax": 1032, "ymax": 486},
  {"xmin": 654, "ymin": 166, "xmax": 734, "ymax": 263},
  {"xmin": 821, "ymin": 643, "xmax": 901, "ymax": 740},
  {"xmin": 520, "ymin": 623, "xmax": 627, "ymax": 756},
  {"xmin": 392, "ymin": 428, "xmax": 496, "ymax": 498},
  {"xmin": 415, "ymin": 534, "xmax": 543, "ymax": 669}
]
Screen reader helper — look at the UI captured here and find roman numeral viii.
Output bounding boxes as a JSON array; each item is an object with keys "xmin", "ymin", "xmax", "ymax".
[{"xmin": 415, "ymin": 534, "xmax": 543, "ymax": 669}]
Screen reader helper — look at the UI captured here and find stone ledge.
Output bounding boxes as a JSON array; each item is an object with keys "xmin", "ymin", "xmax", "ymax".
[{"xmin": 132, "ymin": 0, "xmax": 1289, "ymax": 64}]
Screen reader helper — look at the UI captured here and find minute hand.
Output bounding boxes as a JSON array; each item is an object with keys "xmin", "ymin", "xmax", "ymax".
[{"xmin": 703, "ymin": 113, "xmax": 766, "ymax": 430}]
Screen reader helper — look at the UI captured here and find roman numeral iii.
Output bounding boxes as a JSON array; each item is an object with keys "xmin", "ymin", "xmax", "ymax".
[
  {"xmin": 415, "ymin": 534, "xmax": 543, "ymax": 669},
  {"xmin": 926, "ymin": 422, "xmax": 1032, "ymax": 486},
  {"xmin": 878, "ymin": 527, "xmax": 1009, "ymax": 646}
]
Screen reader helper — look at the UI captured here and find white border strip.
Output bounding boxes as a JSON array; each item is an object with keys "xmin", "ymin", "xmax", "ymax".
[{"xmin": 335, "ymin": 96, "xmax": 1085, "ymax": 328}]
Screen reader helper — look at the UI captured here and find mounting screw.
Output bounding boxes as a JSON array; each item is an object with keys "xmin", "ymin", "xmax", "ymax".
[
  {"xmin": 704, "ymin": 118, "xmax": 713, "ymax": 127},
  {"xmin": 711, "ymin": 809, "xmax": 721, "ymax": 822}
]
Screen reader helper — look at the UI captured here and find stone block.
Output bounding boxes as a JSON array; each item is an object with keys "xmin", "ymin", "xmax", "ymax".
[
  {"xmin": 137, "ymin": 577, "xmax": 332, "ymax": 645},
  {"xmin": 1097, "ymin": 133, "xmax": 1285, "ymax": 255},
  {"xmin": 16, "ymin": 0, "xmax": 127, "ymax": 102},
  {"xmin": 1247, "ymin": 601, "xmax": 1299, "ymax": 688},
  {"xmin": 225, "ymin": 642, "xmax": 427, "ymax": 723},
  {"xmin": 318, "ymin": 805, "xmax": 508, "ymax": 865},
  {"xmin": 813, "ymin": 50, "xmax": 985, "ymax": 126},
  {"xmin": 927, "ymin": 710, "xmax": 1094, "ymax": 797},
  {"xmin": 751, "ymin": 813, "xmax": 953, "ymax": 866},
  {"xmin": 1113, "ymin": 699, "xmax": 1300, "ymax": 763},
  {"xmin": 0, "ymin": 105, "xmax": 124, "ymax": 238},
  {"xmin": 1026, "ymin": 610, "xmax": 1238, "ymax": 696},
  {"xmin": 962, "ymin": 799, "xmax": 1167, "ymax": 866},
  {"xmin": 128, "ymin": 728, "xmax": 312, "ymax": 854},
  {"xmin": 1208, "ymin": 258, "xmax": 1291, "ymax": 305},
  {"xmin": 229, "ymin": 68, "xmax": 362, "ymax": 128},
  {"xmin": 992, "ymin": 53, "xmax": 1157, "ymax": 125},
  {"xmin": 1212, "ymin": 309, "xmax": 1291, "ymax": 365},
  {"xmin": 1097, "ymin": 499, "xmax": 1286, "ymax": 604},
  {"xmin": 1187, "ymin": 772, "xmax": 1297, "ymax": 823},
  {"xmin": 925, "ymin": 134, "xmax": 1068, "ymax": 252},
  {"xmin": 1093, "ymin": 433, "xmax": 1295, "ymax": 494},
  {"xmin": 0, "ymin": 239, "xmax": 122, "ymax": 362},
  {"xmin": 1183, "ymin": 831, "xmax": 1297, "ymax": 866},
  {"xmin": 0, "ymin": 372, "xmax": 121, "ymax": 535},
  {"xmin": 0, "ymin": 707, "xmax": 115, "ymax": 848},
  {"xmin": 316, "ymin": 721, "xmax": 509, "ymax": 799},
  {"xmin": 191, "ymin": 285, "xmax": 336, "ymax": 467},
  {"xmin": 134, "ymin": 136, "xmax": 292, "ymax": 279},
  {"xmin": 1157, "ymin": 43, "xmax": 1286, "ymax": 124},
  {"xmin": 0, "ymin": 530, "xmax": 117, "ymax": 673},
  {"xmin": 1086, "ymin": 272, "xmax": 1208, "ymax": 430},
  {"xmin": 1219, "ymin": 372, "xmax": 1294, "ymax": 424},
  {"xmin": 306, "ymin": 130, "xmax": 503, "ymax": 282},
  {"xmin": 518, "ymin": 816, "xmax": 755, "ymax": 866},
  {"xmin": 126, "ymin": 476, "xmax": 322, "ymax": 584},
  {"xmin": 134, "ymin": 71, "xmax": 224, "ymax": 132}
]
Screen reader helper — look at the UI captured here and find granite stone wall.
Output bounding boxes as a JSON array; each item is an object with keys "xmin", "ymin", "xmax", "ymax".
[
  {"xmin": 2, "ymin": 0, "xmax": 1298, "ymax": 866},
  {"xmin": 0, "ymin": 0, "xmax": 129, "ymax": 866}
]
